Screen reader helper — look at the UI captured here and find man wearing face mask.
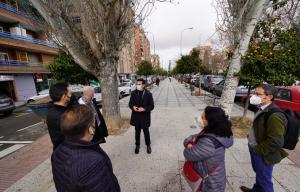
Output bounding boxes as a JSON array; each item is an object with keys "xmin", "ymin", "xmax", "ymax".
[
  {"xmin": 129, "ymin": 78, "xmax": 154, "ymax": 154},
  {"xmin": 78, "ymin": 86, "xmax": 108, "ymax": 144},
  {"xmin": 240, "ymin": 84, "xmax": 288, "ymax": 192},
  {"xmin": 51, "ymin": 105, "xmax": 120, "ymax": 192},
  {"xmin": 47, "ymin": 83, "xmax": 74, "ymax": 150}
]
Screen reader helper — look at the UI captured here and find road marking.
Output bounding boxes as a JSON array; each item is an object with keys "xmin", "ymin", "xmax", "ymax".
[
  {"xmin": 0, "ymin": 136, "xmax": 4, "ymax": 139},
  {"xmin": 0, "ymin": 141, "xmax": 33, "ymax": 144},
  {"xmin": 15, "ymin": 112, "xmax": 30, "ymax": 117},
  {"xmin": 0, "ymin": 144, "xmax": 26, "ymax": 159},
  {"xmin": 17, "ymin": 122, "xmax": 43, "ymax": 132}
]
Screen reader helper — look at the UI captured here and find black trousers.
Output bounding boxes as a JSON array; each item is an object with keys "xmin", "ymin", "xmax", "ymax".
[{"xmin": 135, "ymin": 125, "xmax": 151, "ymax": 146}]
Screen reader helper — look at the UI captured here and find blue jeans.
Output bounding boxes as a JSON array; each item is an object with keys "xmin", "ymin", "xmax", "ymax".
[{"xmin": 249, "ymin": 145, "xmax": 274, "ymax": 192}]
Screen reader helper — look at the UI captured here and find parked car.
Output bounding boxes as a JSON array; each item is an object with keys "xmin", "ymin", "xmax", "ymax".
[
  {"xmin": 0, "ymin": 92, "xmax": 15, "ymax": 115},
  {"xmin": 118, "ymin": 82, "xmax": 134, "ymax": 97},
  {"xmin": 206, "ymin": 77, "xmax": 224, "ymax": 92},
  {"xmin": 274, "ymin": 86, "xmax": 300, "ymax": 117},
  {"xmin": 27, "ymin": 85, "xmax": 103, "ymax": 104},
  {"xmin": 214, "ymin": 80, "xmax": 252, "ymax": 100}
]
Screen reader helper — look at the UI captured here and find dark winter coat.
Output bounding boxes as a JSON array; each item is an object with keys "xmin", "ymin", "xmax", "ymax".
[
  {"xmin": 46, "ymin": 104, "xmax": 68, "ymax": 150},
  {"xmin": 51, "ymin": 139, "xmax": 120, "ymax": 192},
  {"xmin": 183, "ymin": 133, "xmax": 233, "ymax": 192},
  {"xmin": 78, "ymin": 97, "xmax": 108, "ymax": 143},
  {"xmin": 129, "ymin": 89, "xmax": 154, "ymax": 128}
]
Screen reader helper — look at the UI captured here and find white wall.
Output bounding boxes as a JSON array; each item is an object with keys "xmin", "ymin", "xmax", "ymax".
[{"xmin": 14, "ymin": 74, "xmax": 37, "ymax": 101}]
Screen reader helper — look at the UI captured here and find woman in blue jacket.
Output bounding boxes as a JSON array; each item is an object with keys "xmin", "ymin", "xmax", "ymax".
[{"xmin": 183, "ymin": 106, "xmax": 233, "ymax": 192}]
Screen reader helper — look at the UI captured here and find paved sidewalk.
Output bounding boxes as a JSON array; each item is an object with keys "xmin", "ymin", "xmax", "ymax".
[{"xmin": 3, "ymin": 79, "xmax": 300, "ymax": 192}]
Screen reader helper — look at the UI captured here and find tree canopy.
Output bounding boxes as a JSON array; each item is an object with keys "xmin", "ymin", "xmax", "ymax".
[
  {"xmin": 239, "ymin": 17, "xmax": 300, "ymax": 87},
  {"xmin": 172, "ymin": 49, "xmax": 210, "ymax": 75},
  {"xmin": 48, "ymin": 52, "xmax": 96, "ymax": 85},
  {"xmin": 136, "ymin": 60, "xmax": 154, "ymax": 76}
]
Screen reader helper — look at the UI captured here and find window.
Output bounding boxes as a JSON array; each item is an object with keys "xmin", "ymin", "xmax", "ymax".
[
  {"xmin": 16, "ymin": 51, "xmax": 28, "ymax": 62},
  {"xmin": 0, "ymin": 52, "xmax": 9, "ymax": 61},
  {"xmin": 276, "ymin": 89, "xmax": 292, "ymax": 101}
]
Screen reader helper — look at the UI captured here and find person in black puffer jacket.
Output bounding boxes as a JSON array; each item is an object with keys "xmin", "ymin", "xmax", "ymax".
[{"xmin": 51, "ymin": 105, "xmax": 120, "ymax": 192}]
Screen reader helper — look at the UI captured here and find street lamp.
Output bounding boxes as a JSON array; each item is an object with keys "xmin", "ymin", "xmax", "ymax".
[
  {"xmin": 145, "ymin": 31, "xmax": 156, "ymax": 55},
  {"xmin": 180, "ymin": 27, "xmax": 193, "ymax": 55}
]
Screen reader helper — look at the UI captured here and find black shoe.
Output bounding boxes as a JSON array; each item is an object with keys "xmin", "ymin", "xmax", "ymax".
[
  {"xmin": 240, "ymin": 186, "xmax": 252, "ymax": 192},
  {"xmin": 135, "ymin": 145, "xmax": 140, "ymax": 154},
  {"xmin": 147, "ymin": 145, "xmax": 152, "ymax": 154}
]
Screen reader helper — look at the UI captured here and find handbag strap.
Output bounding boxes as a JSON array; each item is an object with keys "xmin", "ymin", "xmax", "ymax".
[{"xmin": 202, "ymin": 163, "xmax": 220, "ymax": 179}]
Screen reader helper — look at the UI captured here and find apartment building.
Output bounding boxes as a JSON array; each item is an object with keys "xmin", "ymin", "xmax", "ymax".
[{"xmin": 0, "ymin": 0, "xmax": 58, "ymax": 101}]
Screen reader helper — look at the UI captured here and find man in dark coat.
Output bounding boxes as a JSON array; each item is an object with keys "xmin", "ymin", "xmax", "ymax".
[
  {"xmin": 129, "ymin": 78, "xmax": 154, "ymax": 154},
  {"xmin": 79, "ymin": 86, "xmax": 108, "ymax": 143},
  {"xmin": 47, "ymin": 83, "xmax": 74, "ymax": 150},
  {"xmin": 52, "ymin": 105, "xmax": 120, "ymax": 192}
]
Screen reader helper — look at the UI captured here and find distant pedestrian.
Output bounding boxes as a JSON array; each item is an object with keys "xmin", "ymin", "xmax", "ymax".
[
  {"xmin": 190, "ymin": 81, "xmax": 195, "ymax": 96},
  {"xmin": 183, "ymin": 106, "xmax": 233, "ymax": 192},
  {"xmin": 79, "ymin": 86, "xmax": 108, "ymax": 144},
  {"xmin": 155, "ymin": 77, "xmax": 160, "ymax": 86},
  {"xmin": 47, "ymin": 83, "xmax": 74, "ymax": 150},
  {"xmin": 129, "ymin": 78, "xmax": 154, "ymax": 154},
  {"xmin": 52, "ymin": 105, "xmax": 120, "ymax": 192},
  {"xmin": 169, "ymin": 77, "xmax": 171, "ymax": 82},
  {"xmin": 240, "ymin": 84, "xmax": 287, "ymax": 192}
]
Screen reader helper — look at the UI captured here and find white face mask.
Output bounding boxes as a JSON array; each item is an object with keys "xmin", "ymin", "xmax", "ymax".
[{"xmin": 250, "ymin": 95, "xmax": 262, "ymax": 105}]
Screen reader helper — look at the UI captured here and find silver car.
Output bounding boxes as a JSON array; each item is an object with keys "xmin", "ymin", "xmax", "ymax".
[{"xmin": 0, "ymin": 93, "xmax": 15, "ymax": 115}]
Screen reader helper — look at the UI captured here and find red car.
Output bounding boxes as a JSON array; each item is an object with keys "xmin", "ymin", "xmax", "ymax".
[{"xmin": 274, "ymin": 86, "xmax": 300, "ymax": 117}]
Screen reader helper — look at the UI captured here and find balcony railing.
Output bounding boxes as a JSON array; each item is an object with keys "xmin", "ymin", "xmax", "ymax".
[
  {"xmin": 0, "ymin": 31, "xmax": 57, "ymax": 48},
  {"xmin": 0, "ymin": 1, "xmax": 41, "ymax": 21},
  {"xmin": 0, "ymin": 59, "xmax": 29, "ymax": 66}
]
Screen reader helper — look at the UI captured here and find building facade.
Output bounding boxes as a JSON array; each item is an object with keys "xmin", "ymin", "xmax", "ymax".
[
  {"xmin": 117, "ymin": 28, "xmax": 136, "ymax": 77},
  {"xmin": 150, "ymin": 54, "xmax": 160, "ymax": 70},
  {"xmin": 134, "ymin": 25, "xmax": 150, "ymax": 65},
  {"xmin": 0, "ymin": 0, "xmax": 58, "ymax": 101}
]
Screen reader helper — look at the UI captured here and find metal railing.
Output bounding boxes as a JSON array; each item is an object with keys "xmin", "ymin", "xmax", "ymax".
[
  {"xmin": 0, "ymin": 31, "xmax": 57, "ymax": 48},
  {"xmin": 0, "ymin": 1, "xmax": 41, "ymax": 21},
  {"xmin": 0, "ymin": 59, "xmax": 29, "ymax": 66}
]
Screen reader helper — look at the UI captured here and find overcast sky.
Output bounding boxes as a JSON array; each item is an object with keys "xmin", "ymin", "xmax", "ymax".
[{"xmin": 145, "ymin": 0, "xmax": 217, "ymax": 69}]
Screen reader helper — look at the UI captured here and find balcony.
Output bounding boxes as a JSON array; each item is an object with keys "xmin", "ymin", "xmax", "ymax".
[
  {"xmin": 0, "ymin": 59, "xmax": 49, "ymax": 73},
  {"xmin": 0, "ymin": 32, "xmax": 56, "ymax": 48},
  {"xmin": 0, "ymin": 32, "xmax": 58, "ymax": 55},
  {"xmin": 0, "ymin": 1, "xmax": 39, "ymax": 20}
]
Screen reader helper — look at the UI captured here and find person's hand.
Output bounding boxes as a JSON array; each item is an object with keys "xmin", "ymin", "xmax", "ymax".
[
  {"xmin": 187, "ymin": 144, "xmax": 193, "ymax": 149},
  {"xmin": 138, "ymin": 107, "xmax": 145, "ymax": 112},
  {"xmin": 133, "ymin": 106, "xmax": 139, "ymax": 112}
]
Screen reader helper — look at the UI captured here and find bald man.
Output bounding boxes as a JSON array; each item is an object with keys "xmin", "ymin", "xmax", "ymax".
[{"xmin": 79, "ymin": 86, "xmax": 108, "ymax": 143}]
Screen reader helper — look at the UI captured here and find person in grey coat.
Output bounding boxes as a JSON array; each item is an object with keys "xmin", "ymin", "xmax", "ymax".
[{"xmin": 183, "ymin": 106, "xmax": 233, "ymax": 192}]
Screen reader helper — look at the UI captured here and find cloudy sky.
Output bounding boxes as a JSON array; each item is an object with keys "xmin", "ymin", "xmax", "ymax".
[{"xmin": 145, "ymin": 0, "xmax": 217, "ymax": 69}]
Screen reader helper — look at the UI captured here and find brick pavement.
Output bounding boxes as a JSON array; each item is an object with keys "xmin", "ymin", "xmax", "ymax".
[{"xmin": 0, "ymin": 135, "xmax": 52, "ymax": 191}]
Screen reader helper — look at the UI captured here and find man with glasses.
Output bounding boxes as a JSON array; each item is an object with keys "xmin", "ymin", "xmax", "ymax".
[
  {"xmin": 129, "ymin": 78, "xmax": 154, "ymax": 154},
  {"xmin": 47, "ymin": 83, "xmax": 74, "ymax": 150},
  {"xmin": 240, "ymin": 84, "xmax": 288, "ymax": 192}
]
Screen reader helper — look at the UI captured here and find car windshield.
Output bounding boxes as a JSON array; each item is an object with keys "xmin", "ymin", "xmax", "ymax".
[
  {"xmin": 211, "ymin": 78, "xmax": 223, "ymax": 84},
  {"xmin": 119, "ymin": 83, "xmax": 129, "ymax": 87}
]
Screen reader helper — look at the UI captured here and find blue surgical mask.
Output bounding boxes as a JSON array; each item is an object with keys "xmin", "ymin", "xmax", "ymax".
[{"xmin": 136, "ymin": 85, "xmax": 142, "ymax": 91}]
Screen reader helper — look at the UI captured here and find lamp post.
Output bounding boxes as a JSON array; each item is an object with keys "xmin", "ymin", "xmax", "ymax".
[{"xmin": 180, "ymin": 27, "xmax": 193, "ymax": 55}]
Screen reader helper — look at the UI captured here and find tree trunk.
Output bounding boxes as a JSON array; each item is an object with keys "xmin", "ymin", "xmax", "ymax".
[
  {"xmin": 243, "ymin": 86, "xmax": 252, "ymax": 119},
  {"xmin": 98, "ymin": 58, "xmax": 121, "ymax": 130},
  {"xmin": 220, "ymin": 0, "xmax": 270, "ymax": 115}
]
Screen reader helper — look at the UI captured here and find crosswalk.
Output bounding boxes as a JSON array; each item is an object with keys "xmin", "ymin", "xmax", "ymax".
[{"xmin": 0, "ymin": 141, "xmax": 32, "ymax": 159}]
